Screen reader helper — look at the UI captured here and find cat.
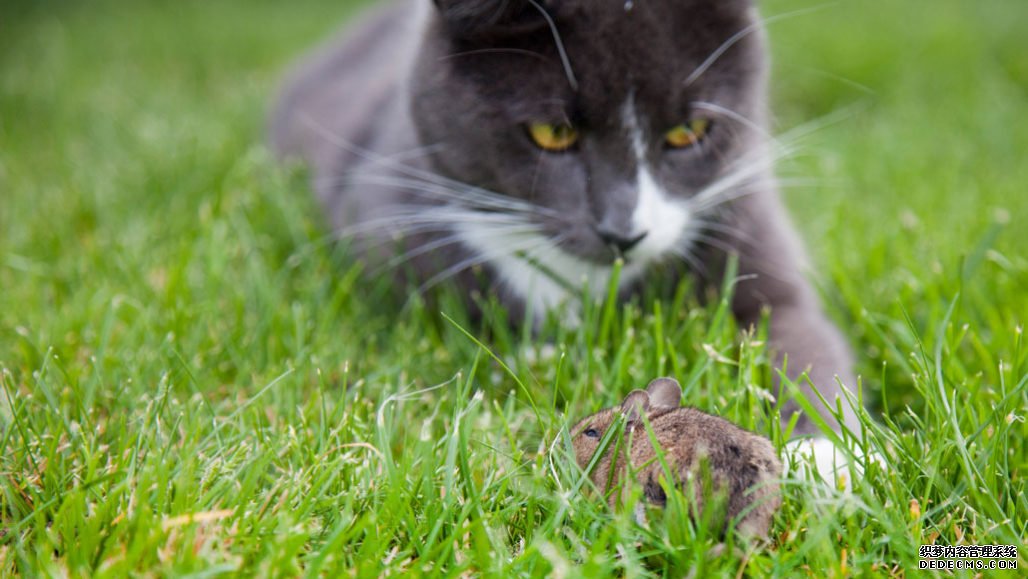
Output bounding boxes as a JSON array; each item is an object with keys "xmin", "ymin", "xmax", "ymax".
[{"xmin": 269, "ymin": 0, "xmax": 862, "ymax": 448}]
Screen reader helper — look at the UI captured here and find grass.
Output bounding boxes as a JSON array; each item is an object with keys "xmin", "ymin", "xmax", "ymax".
[{"xmin": 1, "ymin": 0, "xmax": 1026, "ymax": 575}]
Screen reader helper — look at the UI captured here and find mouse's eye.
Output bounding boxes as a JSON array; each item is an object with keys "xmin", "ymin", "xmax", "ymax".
[
  {"xmin": 527, "ymin": 122, "xmax": 579, "ymax": 152},
  {"xmin": 584, "ymin": 428, "xmax": 600, "ymax": 438},
  {"xmin": 664, "ymin": 118, "xmax": 710, "ymax": 149}
]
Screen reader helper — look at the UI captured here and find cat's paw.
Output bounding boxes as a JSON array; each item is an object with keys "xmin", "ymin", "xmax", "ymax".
[
  {"xmin": 518, "ymin": 342, "xmax": 558, "ymax": 365},
  {"xmin": 783, "ymin": 438, "xmax": 882, "ymax": 492}
]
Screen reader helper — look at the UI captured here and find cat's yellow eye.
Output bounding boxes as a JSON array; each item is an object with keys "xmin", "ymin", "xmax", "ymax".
[
  {"xmin": 664, "ymin": 119, "xmax": 710, "ymax": 149},
  {"xmin": 527, "ymin": 122, "xmax": 579, "ymax": 152}
]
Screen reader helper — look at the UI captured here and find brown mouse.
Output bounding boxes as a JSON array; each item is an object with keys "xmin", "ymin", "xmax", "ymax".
[{"xmin": 570, "ymin": 377, "xmax": 782, "ymax": 538}]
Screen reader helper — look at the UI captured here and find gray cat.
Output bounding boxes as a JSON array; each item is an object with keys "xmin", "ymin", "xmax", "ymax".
[{"xmin": 269, "ymin": 0, "xmax": 860, "ymax": 440}]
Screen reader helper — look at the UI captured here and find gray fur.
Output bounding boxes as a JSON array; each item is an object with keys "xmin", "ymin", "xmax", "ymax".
[{"xmin": 269, "ymin": 0, "xmax": 859, "ymax": 435}]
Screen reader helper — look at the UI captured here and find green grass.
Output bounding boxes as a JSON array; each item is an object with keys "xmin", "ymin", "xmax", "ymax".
[{"xmin": 1, "ymin": 0, "xmax": 1026, "ymax": 575}]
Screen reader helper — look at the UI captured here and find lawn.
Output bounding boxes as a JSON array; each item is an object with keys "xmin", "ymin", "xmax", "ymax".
[{"xmin": 1, "ymin": 0, "xmax": 1025, "ymax": 575}]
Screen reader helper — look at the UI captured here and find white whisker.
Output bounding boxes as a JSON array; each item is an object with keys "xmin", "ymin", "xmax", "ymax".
[
  {"xmin": 438, "ymin": 47, "xmax": 552, "ymax": 64},
  {"xmin": 336, "ymin": 174, "xmax": 559, "ymax": 217},
  {"xmin": 691, "ymin": 100, "xmax": 778, "ymax": 145},
  {"xmin": 687, "ymin": 100, "xmax": 865, "ymax": 216},
  {"xmin": 378, "ymin": 224, "xmax": 543, "ymax": 275},
  {"xmin": 774, "ymin": 100, "xmax": 871, "ymax": 144},
  {"xmin": 299, "ymin": 113, "xmax": 558, "ymax": 217},
  {"xmin": 684, "ymin": 3, "xmax": 837, "ymax": 87},
  {"xmin": 691, "ymin": 232, "xmax": 791, "ymax": 284},
  {"xmin": 526, "ymin": 0, "xmax": 578, "ymax": 91},
  {"xmin": 335, "ymin": 207, "xmax": 527, "ymax": 239},
  {"xmin": 669, "ymin": 244, "xmax": 709, "ymax": 277},
  {"xmin": 775, "ymin": 177, "xmax": 832, "ymax": 189},
  {"xmin": 416, "ymin": 231, "xmax": 566, "ymax": 294},
  {"xmin": 384, "ymin": 142, "xmax": 449, "ymax": 163},
  {"xmin": 698, "ymin": 220, "xmax": 759, "ymax": 247},
  {"xmin": 688, "ymin": 152, "xmax": 780, "ymax": 213}
]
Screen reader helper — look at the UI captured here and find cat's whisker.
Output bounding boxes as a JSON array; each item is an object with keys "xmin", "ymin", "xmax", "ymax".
[
  {"xmin": 674, "ymin": 210, "xmax": 785, "ymax": 285},
  {"xmin": 526, "ymin": 0, "xmax": 578, "ymax": 91},
  {"xmin": 697, "ymin": 220, "xmax": 759, "ymax": 248},
  {"xmin": 516, "ymin": 232, "xmax": 580, "ymax": 292},
  {"xmin": 773, "ymin": 100, "xmax": 872, "ymax": 145},
  {"xmin": 528, "ymin": 149, "xmax": 548, "ymax": 199},
  {"xmin": 367, "ymin": 233, "xmax": 469, "ymax": 278},
  {"xmin": 775, "ymin": 177, "xmax": 835, "ymax": 189},
  {"xmin": 668, "ymin": 244, "xmax": 709, "ymax": 278},
  {"xmin": 425, "ymin": 240, "xmax": 545, "ymax": 288},
  {"xmin": 691, "ymin": 101, "xmax": 779, "ymax": 147},
  {"xmin": 314, "ymin": 169, "xmax": 554, "ymax": 215},
  {"xmin": 334, "ymin": 205, "xmax": 542, "ymax": 249},
  {"xmin": 692, "ymin": 133, "xmax": 805, "ymax": 205},
  {"xmin": 334, "ymin": 214, "xmax": 436, "ymax": 239},
  {"xmin": 687, "ymin": 101, "xmax": 864, "ymax": 215},
  {"xmin": 378, "ymin": 224, "xmax": 543, "ymax": 276},
  {"xmin": 684, "ymin": 22, "xmax": 760, "ymax": 88},
  {"xmin": 300, "ymin": 113, "xmax": 558, "ymax": 216},
  {"xmin": 337, "ymin": 173, "xmax": 558, "ymax": 217},
  {"xmin": 691, "ymin": 232, "xmax": 793, "ymax": 284},
  {"xmin": 439, "ymin": 47, "xmax": 552, "ymax": 64},
  {"xmin": 691, "ymin": 182, "xmax": 762, "ymax": 214},
  {"xmin": 299, "ymin": 114, "xmax": 448, "ymax": 179},
  {"xmin": 778, "ymin": 63, "xmax": 876, "ymax": 97},
  {"xmin": 688, "ymin": 157, "xmax": 779, "ymax": 213},
  {"xmin": 383, "ymin": 142, "xmax": 449, "ymax": 163},
  {"xmin": 416, "ymin": 231, "xmax": 568, "ymax": 295},
  {"xmin": 377, "ymin": 217, "xmax": 539, "ymax": 248},
  {"xmin": 516, "ymin": 232, "xmax": 573, "ymax": 277},
  {"xmin": 691, "ymin": 219, "xmax": 804, "ymax": 282},
  {"xmin": 684, "ymin": 3, "xmax": 838, "ymax": 87}
]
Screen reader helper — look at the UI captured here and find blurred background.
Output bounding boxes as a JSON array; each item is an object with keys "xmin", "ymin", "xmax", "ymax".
[{"xmin": 1, "ymin": 0, "xmax": 1026, "ymax": 404}]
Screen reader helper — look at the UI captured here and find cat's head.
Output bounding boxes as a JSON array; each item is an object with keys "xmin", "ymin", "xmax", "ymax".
[{"xmin": 408, "ymin": 0, "xmax": 769, "ymax": 300}]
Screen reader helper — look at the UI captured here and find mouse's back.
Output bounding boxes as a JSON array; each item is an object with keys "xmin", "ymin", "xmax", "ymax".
[{"xmin": 570, "ymin": 378, "xmax": 781, "ymax": 538}]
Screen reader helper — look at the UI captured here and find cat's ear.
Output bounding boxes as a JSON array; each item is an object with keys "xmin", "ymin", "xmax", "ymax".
[{"xmin": 433, "ymin": 0, "xmax": 546, "ymax": 39}]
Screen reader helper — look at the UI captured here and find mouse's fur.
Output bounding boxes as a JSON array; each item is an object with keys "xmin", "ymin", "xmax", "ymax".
[{"xmin": 570, "ymin": 378, "xmax": 782, "ymax": 537}]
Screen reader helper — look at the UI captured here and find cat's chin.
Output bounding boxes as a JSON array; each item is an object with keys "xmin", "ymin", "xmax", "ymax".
[{"xmin": 454, "ymin": 221, "xmax": 662, "ymax": 323}]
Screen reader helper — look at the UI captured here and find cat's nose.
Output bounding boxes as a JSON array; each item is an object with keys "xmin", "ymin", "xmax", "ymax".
[{"xmin": 596, "ymin": 227, "xmax": 648, "ymax": 254}]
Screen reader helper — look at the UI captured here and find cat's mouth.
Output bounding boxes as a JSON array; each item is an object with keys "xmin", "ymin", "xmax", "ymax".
[
  {"xmin": 451, "ymin": 211, "xmax": 691, "ymax": 316},
  {"xmin": 596, "ymin": 228, "xmax": 649, "ymax": 257},
  {"xmin": 542, "ymin": 228, "xmax": 652, "ymax": 268}
]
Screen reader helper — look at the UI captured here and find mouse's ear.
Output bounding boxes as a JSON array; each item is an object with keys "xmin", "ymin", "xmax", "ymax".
[
  {"xmin": 620, "ymin": 390, "xmax": 650, "ymax": 424},
  {"xmin": 645, "ymin": 377, "xmax": 682, "ymax": 409}
]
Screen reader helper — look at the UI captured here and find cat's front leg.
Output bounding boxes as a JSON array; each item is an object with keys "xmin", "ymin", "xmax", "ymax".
[
  {"xmin": 723, "ymin": 189, "xmax": 861, "ymax": 437},
  {"xmin": 757, "ymin": 299, "xmax": 861, "ymax": 436},
  {"xmin": 727, "ymin": 213, "xmax": 869, "ymax": 488}
]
